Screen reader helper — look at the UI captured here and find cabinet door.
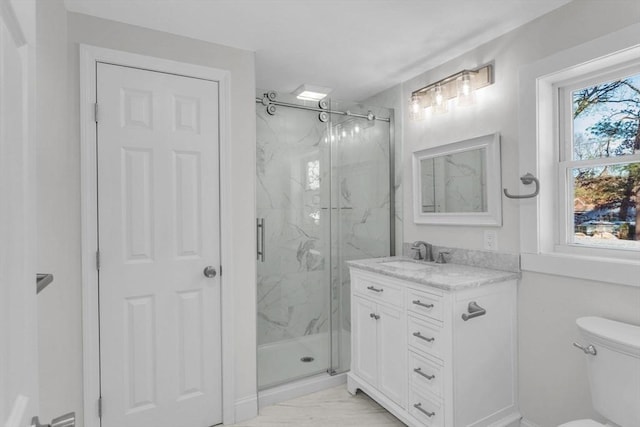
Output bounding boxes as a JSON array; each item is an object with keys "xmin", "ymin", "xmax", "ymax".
[
  {"xmin": 353, "ymin": 296, "xmax": 378, "ymax": 386},
  {"xmin": 453, "ymin": 286, "xmax": 516, "ymax": 426},
  {"xmin": 378, "ymin": 303, "xmax": 406, "ymax": 407}
]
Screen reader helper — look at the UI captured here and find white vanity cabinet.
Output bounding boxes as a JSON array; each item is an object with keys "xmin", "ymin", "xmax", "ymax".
[
  {"xmin": 352, "ymin": 275, "xmax": 406, "ymax": 408},
  {"xmin": 348, "ymin": 262, "xmax": 520, "ymax": 427}
]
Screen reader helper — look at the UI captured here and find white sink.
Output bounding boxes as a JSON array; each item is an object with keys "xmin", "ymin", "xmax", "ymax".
[{"xmin": 381, "ymin": 260, "xmax": 435, "ymax": 271}]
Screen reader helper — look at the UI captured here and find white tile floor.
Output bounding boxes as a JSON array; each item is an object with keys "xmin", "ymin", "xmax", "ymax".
[{"xmin": 231, "ymin": 385, "xmax": 405, "ymax": 426}]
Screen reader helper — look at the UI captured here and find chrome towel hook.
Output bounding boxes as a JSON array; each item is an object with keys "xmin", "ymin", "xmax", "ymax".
[{"xmin": 504, "ymin": 172, "xmax": 540, "ymax": 199}]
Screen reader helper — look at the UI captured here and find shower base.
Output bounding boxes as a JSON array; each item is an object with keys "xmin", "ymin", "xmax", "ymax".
[
  {"xmin": 258, "ymin": 333, "xmax": 330, "ymax": 389},
  {"xmin": 257, "ymin": 332, "xmax": 347, "ymax": 408}
]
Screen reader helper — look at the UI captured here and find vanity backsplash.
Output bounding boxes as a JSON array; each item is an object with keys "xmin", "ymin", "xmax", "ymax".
[{"xmin": 401, "ymin": 242, "xmax": 520, "ymax": 273}]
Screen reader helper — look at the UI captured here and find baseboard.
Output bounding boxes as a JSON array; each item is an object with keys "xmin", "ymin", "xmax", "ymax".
[
  {"xmin": 258, "ymin": 372, "xmax": 347, "ymax": 408},
  {"xmin": 520, "ymin": 418, "xmax": 541, "ymax": 427},
  {"xmin": 486, "ymin": 411, "xmax": 522, "ymax": 427},
  {"xmin": 233, "ymin": 394, "xmax": 258, "ymax": 424}
]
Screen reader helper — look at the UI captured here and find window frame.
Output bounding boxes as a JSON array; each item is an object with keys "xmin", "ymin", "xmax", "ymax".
[
  {"xmin": 518, "ymin": 23, "xmax": 640, "ymax": 287},
  {"xmin": 556, "ymin": 65, "xmax": 640, "ymax": 259}
]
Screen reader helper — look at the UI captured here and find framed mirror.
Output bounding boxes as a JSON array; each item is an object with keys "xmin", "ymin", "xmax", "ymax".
[{"xmin": 412, "ymin": 133, "xmax": 502, "ymax": 226}]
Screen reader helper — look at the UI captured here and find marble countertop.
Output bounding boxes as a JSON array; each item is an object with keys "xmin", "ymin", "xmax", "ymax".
[{"xmin": 347, "ymin": 256, "xmax": 520, "ymax": 291}]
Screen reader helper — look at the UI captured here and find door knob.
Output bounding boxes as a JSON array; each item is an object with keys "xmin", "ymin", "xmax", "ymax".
[{"xmin": 203, "ymin": 266, "xmax": 217, "ymax": 278}]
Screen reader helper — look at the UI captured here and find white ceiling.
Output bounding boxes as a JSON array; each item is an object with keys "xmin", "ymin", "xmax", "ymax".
[{"xmin": 64, "ymin": 0, "xmax": 572, "ymax": 101}]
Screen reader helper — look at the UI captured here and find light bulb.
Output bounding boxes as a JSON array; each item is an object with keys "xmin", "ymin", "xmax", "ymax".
[
  {"xmin": 354, "ymin": 125, "xmax": 360, "ymax": 133},
  {"xmin": 431, "ymin": 85, "xmax": 448, "ymax": 114},
  {"xmin": 435, "ymin": 86, "xmax": 444, "ymax": 105},
  {"xmin": 409, "ymin": 94, "xmax": 423, "ymax": 121},
  {"xmin": 457, "ymin": 72, "xmax": 476, "ymax": 107}
]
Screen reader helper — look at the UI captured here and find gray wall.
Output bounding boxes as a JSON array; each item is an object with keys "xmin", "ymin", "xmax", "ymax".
[
  {"xmin": 378, "ymin": 1, "xmax": 640, "ymax": 425},
  {"xmin": 36, "ymin": 2, "xmax": 257, "ymax": 424}
]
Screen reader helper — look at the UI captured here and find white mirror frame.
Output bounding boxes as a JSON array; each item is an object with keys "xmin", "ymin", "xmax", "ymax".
[{"xmin": 412, "ymin": 133, "xmax": 502, "ymax": 226}]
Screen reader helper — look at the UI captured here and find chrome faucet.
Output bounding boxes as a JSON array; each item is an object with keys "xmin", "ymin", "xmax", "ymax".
[{"xmin": 411, "ymin": 241, "xmax": 434, "ymax": 262}]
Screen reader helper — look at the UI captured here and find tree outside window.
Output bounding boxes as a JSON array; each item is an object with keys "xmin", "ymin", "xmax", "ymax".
[{"xmin": 570, "ymin": 72, "xmax": 640, "ymax": 250}]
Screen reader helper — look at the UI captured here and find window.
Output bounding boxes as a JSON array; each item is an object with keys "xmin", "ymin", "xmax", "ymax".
[
  {"xmin": 559, "ymin": 67, "xmax": 640, "ymax": 253},
  {"xmin": 306, "ymin": 159, "xmax": 320, "ymax": 190},
  {"xmin": 518, "ymin": 24, "xmax": 640, "ymax": 286}
]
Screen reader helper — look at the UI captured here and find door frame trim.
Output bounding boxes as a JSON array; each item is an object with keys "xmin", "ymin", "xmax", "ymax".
[{"xmin": 79, "ymin": 45, "xmax": 234, "ymax": 427}]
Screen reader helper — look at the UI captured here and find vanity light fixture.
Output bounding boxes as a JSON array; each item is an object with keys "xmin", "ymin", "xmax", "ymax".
[
  {"xmin": 409, "ymin": 64, "xmax": 493, "ymax": 119},
  {"xmin": 292, "ymin": 84, "xmax": 332, "ymax": 101}
]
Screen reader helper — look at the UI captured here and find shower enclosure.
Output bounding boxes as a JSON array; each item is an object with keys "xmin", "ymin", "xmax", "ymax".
[{"xmin": 256, "ymin": 90, "xmax": 394, "ymax": 391}]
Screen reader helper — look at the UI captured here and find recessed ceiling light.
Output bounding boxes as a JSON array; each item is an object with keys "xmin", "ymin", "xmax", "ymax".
[{"xmin": 292, "ymin": 84, "xmax": 332, "ymax": 101}]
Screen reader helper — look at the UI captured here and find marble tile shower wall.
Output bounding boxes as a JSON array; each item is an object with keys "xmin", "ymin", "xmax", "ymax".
[
  {"xmin": 256, "ymin": 101, "xmax": 392, "ymax": 347},
  {"xmin": 256, "ymin": 105, "xmax": 330, "ymax": 346}
]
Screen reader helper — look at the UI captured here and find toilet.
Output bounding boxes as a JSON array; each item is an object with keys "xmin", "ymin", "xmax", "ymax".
[{"xmin": 559, "ymin": 316, "xmax": 640, "ymax": 427}]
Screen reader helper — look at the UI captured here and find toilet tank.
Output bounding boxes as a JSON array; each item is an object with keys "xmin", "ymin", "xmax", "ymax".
[{"xmin": 576, "ymin": 317, "xmax": 640, "ymax": 427}]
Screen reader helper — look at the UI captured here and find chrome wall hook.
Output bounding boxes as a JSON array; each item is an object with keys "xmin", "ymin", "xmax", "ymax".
[{"xmin": 503, "ymin": 172, "xmax": 540, "ymax": 199}]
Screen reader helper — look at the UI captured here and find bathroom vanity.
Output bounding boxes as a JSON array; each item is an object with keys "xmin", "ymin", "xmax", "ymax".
[{"xmin": 347, "ymin": 257, "xmax": 521, "ymax": 427}]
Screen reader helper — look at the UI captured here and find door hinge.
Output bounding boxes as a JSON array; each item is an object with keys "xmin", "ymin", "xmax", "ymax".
[
  {"xmin": 98, "ymin": 396, "xmax": 102, "ymax": 418},
  {"xmin": 96, "ymin": 251, "xmax": 101, "ymax": 271},
  {"xmin": 94, "ymin": 102, "xmax": 99, "ymax": 123}
]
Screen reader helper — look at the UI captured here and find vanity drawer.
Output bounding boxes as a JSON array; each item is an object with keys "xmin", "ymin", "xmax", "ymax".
[
  {"xmin": 409, "ymin": 388, "xmax": 444, "ymax": 427},
  {"xmin": 408, "ymin": 316, "xmax": 443, "ymax": 360},
  {"xmin": 353, "ymin": 276, "xmax": 403, "ymax": 307},
  {"xmin": 407, "ymin": 288, "xmax": 443, "ymax": 322},
  {"xmin": 409, "ymin": 351, "xmax": 442, "ymax": 398}
]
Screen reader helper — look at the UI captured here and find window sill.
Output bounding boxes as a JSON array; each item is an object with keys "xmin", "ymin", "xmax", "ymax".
[{"xmin": 520, "ymin": 252, "xmax": 640, "ymax": 288}]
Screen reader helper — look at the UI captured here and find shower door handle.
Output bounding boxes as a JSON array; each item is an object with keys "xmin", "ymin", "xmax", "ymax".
[{"xmin": 257, "ymin": 218, "xmax": 265, "ymax": 262}]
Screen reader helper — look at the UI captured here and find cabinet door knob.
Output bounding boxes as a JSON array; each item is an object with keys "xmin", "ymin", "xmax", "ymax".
[{"xmin": 369, "ymin": 313, "xmax": 380, "ymax": 320}]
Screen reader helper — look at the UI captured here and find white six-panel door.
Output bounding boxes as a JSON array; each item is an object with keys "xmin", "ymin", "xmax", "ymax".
[{"xmin": 96, "ymin": 63, "xmax": 221, "ymax": 427}]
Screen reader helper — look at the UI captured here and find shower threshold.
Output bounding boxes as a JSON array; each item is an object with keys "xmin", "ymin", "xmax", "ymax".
[{"xmin": 258, "ymin": 371, "xmax": 347, "ymax": 409}]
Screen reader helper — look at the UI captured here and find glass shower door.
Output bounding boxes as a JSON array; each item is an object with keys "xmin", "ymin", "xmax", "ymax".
[
  {"xmin": 328, "ymin": 101, "xmax": 393, "ymax": 375},
  {"xmin": 256, "ymin": 92, "xmax": 332, "ymax": 390},
  {"xmin": 256, "ymin": 91, "xmax": 394, "ymax": 390}
]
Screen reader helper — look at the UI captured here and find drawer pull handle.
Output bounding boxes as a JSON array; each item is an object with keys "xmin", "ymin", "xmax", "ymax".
[
  {"xmin": 413, "ymin": 332, "xmax": 435, "ymax": 342},
  {"xmin": 461, "ymin": 301, "xmax": 486, "ymax": 321},
  {"xmin": 413, "ymin": 403, "xmax": 435, "ymax": 418},
  {"xmin": 367, "ymin": 285, "xmax": 383, "ymax": 293},
  {"xmin": 412, "ymin": 300, "xmax": 434, "ymax": 309},
  {"xmin": 369, "ymin": 313, "xmax": 380, "ymax": 320},
  {"xmin": 413, "ymin": 367, "xmax": 435, "ymax": 380}
]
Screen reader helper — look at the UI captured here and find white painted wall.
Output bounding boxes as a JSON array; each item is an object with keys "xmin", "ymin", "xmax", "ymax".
[
  {"xmin": 378, "ymin": 1, "xmax": 640, "ymax": 426},
  {"xmin": 35, "ymin": 2, "xmax": 78, "ymax": 424},
  {"xmin": 36, "ymin": 2, "xmax": 257, "ymax": 425}
]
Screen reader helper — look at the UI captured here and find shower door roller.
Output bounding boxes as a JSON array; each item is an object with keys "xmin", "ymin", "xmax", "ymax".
[{"xmin": 203, "ymin": 266, "xmax": 217, "ymax": 278}]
